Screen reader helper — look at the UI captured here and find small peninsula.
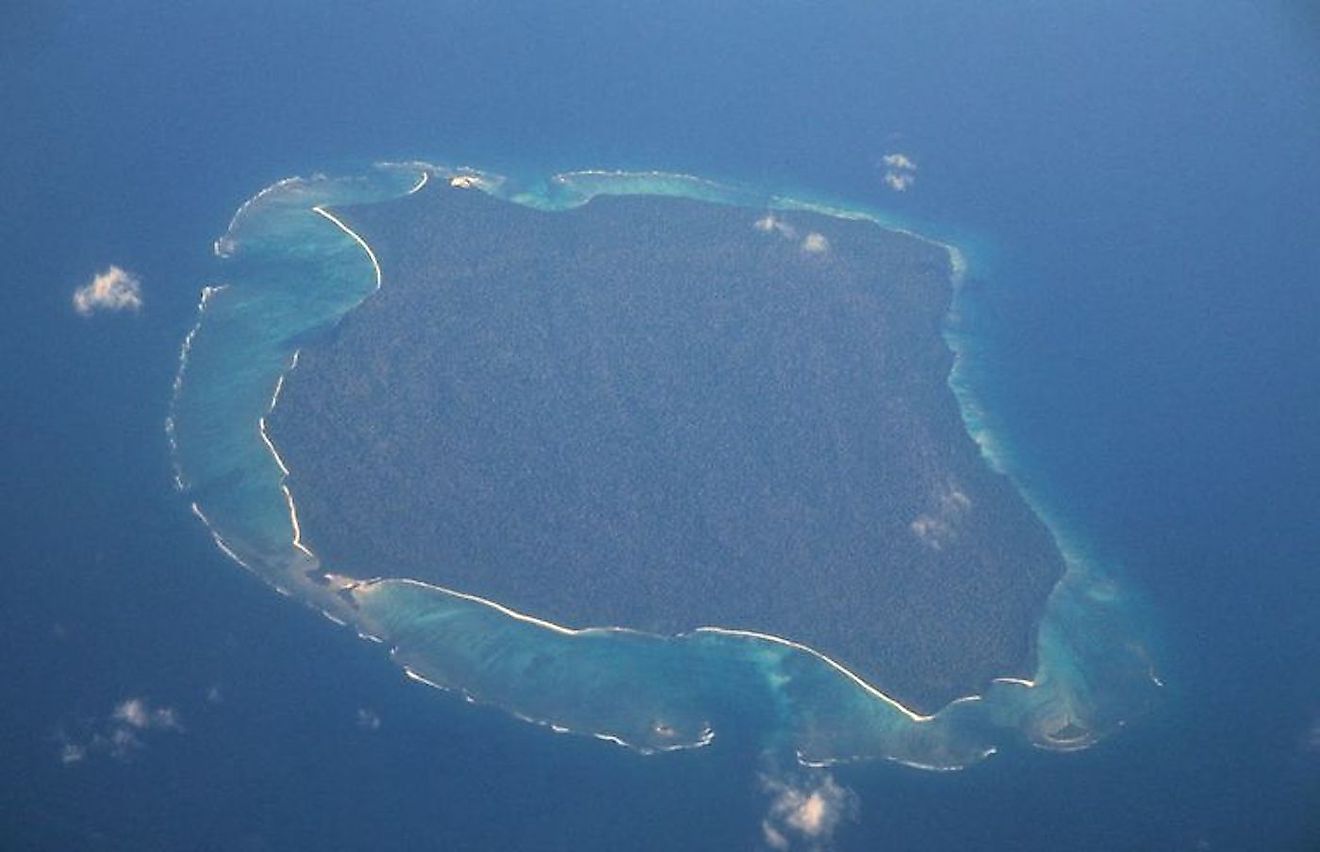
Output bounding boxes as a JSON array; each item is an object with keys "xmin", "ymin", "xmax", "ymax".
[{"xmin": 266, "ymin": 180, "xmax": 1064, "ymax": 713}]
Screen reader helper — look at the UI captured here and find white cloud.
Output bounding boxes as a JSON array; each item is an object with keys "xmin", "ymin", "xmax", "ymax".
[
  {"xmin": 356, "ymin": 707, "xmax": 382, "ymax": 731},
  {"xmin": 756, "ymin": 214, "xmax": 832, "ymax": 256},
  {"xmin": 911, "ymin": 483, "xmax": 972, "ymax": 550},
  {"xmin": 801, "ymin": 233, "xmax": 830, "ymax": 254},
  {"xmin": 883, "ymin": 172, "xmax": 916, "ymax": 192},
  {"xmin": 59, "ymin": 742, "xmax": 86, "ymax": 766},
  {"xmin": 113, "ymin": 697, "xmax": 183, "ymax": 731},
  {"xmin": 72, "ymin": 265, "xmax": 143, "ymax": 316},
  {"xmin": 102, "ymin": 727, "xmax": 144, "ymax": 760},
  {"xmin": 1303, "ymin": 715, "xmax": 1320, "ymax": 753},
  {"xmin": 58, "ymin": 696, "xmax": 183, "ymax": 766},
  {"xmin": 882, "ymin": 153, "xmax": 917, "ymax": 171},
  {"xmin": 754, "ymin": 213, "xmax": 799, "ymax": 240},
  {"xmin": 881, "ymin": 152, "xmax": 918, "ymax": 192},
  {"xmin": 760, "ymin": 773, "xmax": 855, "ymax": 851}
]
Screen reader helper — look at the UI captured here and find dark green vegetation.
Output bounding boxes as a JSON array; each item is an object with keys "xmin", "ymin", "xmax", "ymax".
[{"xmin": 268, "ymin": 183, "xmax": 1064, "ymax": 712}]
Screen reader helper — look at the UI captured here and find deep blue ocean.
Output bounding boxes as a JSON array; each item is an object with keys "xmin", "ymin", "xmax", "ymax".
[{"xmin": 2, "ymin": 2, "xmax": 1317, "ymax": 849}]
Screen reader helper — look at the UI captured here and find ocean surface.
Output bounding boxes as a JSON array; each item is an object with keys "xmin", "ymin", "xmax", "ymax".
[{"xmin": 2, "ymin": 2, "xmax": 1317, "ymax": 849}]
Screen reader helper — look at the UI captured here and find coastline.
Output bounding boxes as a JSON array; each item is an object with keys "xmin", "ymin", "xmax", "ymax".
[
  {"xmin": 171, "ymin": 162, "xmax": 1154, "ymax": 767},
  {"xmin": 258, "ymin": 352, "xmax": 315, "ymax": 560},
  {"xmin": 311, "ymin": 206, "xmax": 383, "ymax": 291}
]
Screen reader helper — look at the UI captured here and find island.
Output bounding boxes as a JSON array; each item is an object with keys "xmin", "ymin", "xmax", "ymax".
[{"xmin": 265, "ymin": 180, "xmax": 1065, "ymax": 713}]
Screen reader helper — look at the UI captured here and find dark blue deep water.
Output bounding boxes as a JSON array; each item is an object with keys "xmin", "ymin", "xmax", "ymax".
[{"xmin": 2, "ymin": 2, "xmax": 1317, "ymax": 849}]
